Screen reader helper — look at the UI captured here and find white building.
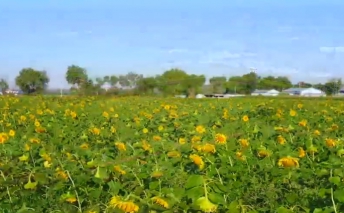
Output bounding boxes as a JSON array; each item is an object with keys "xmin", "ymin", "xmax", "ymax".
[
  {"xmin": 175, "ymin": 95, "xmax": 187, "ymax": 98},
  {"xmin": 251, "ymin": 89, "xmax": 280, "ymax": 96},
  {"xmin": 283, "ymin": 87, "xmax": 325, "ymax": 97},
  {"xmin": 195, "ymin": 94, "xmax": 205, "ymax": 99},
  {"xmin": 101, "ymin": 82, "xmax": 112, "ymax": 91},
  {"xmin": 300, "ymin": 88, "xmax": 326, "ymax": 97}
]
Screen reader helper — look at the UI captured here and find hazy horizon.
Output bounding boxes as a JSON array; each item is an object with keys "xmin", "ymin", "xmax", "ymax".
[{"xmin": 1, "ymin": 0, "xmax": 344, "ymax": 88}]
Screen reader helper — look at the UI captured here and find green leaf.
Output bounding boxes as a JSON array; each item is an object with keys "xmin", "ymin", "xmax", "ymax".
[
  {"xmin": 34, "ymin": 173, "xmax": 48, "ymax": 184},
  {"xmin": 171, "ymin": 187, "xmax": 185, "ymax": 200},
  {"xmin": 208, "ymin": 193, "xmax": 225, "ymax": 205},
  {"xmin": 227, "ymin": 201, "xmax": 240, "ymax": 213},
  {"xmin": 149, "ymin": 181, "xmax": 159, "ymax": 190},
  {"xmin": 89, "ymin": 189, "xmax": 102, "ymax": 199},
  {"xmin": 334, "ymin": 189, "xmax": 344, "ymax": 202},
  {"xmin": 313, "ymin": 208, "xmax": 323, "ymax": 213},
  {"xmin": 108, "ymin": 181, "xmax": 122, "ymax": 194},
  {"xmin": 94, "ymin": 166, "xmax": 108, "ymax": 179},
  {"xmin": 286, "ymin": 193, "xmax": 298, "ymax": 204},
  {"xmin": 185, "ymin": 175, "xmax": 204, "ymax": 189},
  {"xmin": 24, "ymin": 181, "xmax": 38, "ymax": 190},
  {"xmin": 185, "ymin": 186, "xmax": 203, "ymax": 200},
  {"xmin": 329, "ymin": 176, "xmax": 341, "ymax": 186},
  {"xmin": 276, "ymin": 206, "xmax": 293, "ymax": 213},
  {"xmin": 16, "ymin": 203, "xmax": 35, "ymax": 213}
]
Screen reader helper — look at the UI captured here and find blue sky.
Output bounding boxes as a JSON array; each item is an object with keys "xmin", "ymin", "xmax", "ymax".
[{"xmin": 1, "ymin": 0, "xmax": 344, "ymax": 88}]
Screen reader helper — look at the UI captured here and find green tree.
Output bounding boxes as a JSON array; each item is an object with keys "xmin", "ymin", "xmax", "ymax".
[
  {"xmin": 294, "ymin": 82, "xmax": 312, "ymax": 88},
  {"xmin": 226, "ymin": 76, "xmax": 244, "ymax": 93},
  {"xmin": 119, "ymin": 72, "xmax": 143, "ymax": 88},
  {"xmin": 157, "ymin": 68, "xmax": 189, "ymax": 96},
  {"xmin": 257, "ymin": 76, "xmax": 292, "ymax": 91},
  {"xmin": 209, "ymin": 76, "xmax": 227, "ymax": 93},
  {"xmin": 65, "ymin": 65, "xmax": 88, "ymax": 88},
  {"xmin": 109, "ymin": 75, "xmax": 119, "ymax": 87},
  {"xmin": 93, "ymin": 77, "xmax": 105, "ymax": 95},
  {"xmin": 0, "ymin": 78, "xmax": 9, "ymax": 92},
  {"xmin": 15, "ymin": 68, "xmax": 49, "ymax": 94},
  {"xmin": 103, "ymin": 75, "xmax": 110, "ymax": 83},
  {"xmin": 136, "ymin": 77, "xmax": 157, "ymax": 95},
  {"xmin": 323, "ymin": 78, "xmax": 342, "ymax": 95},
  {"xmin": 241, "ymin": 72, "xmax": 259, "ymax": 94},
  {"xmin": 182, "ymin": 74, "xmax": 206, "ymax": 97},
  {"xmin": 95, "ymin": 77, "xmax": 104, "ymax": 86}
]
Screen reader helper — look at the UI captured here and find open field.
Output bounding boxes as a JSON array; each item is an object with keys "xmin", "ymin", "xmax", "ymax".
[{"xmin": 1, "ymin": 96, "xmax": 344, "ymax": 213}]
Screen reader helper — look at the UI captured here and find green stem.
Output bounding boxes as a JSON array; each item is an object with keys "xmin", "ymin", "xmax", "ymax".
[
  {"xmin": 203, "ymin": 178, "xmax": 208, "ymax": 199},
  {"xmin": 330, "ymin": 169, "xmax": 338, "ymax": 213}
]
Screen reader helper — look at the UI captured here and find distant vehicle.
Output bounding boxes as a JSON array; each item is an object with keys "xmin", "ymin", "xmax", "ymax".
[{"xmin": 4, "ymin": 89, "xmax": 24, "ymax": 96}]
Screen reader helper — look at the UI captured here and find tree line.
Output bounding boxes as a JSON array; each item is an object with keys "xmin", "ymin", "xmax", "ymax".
[{"xmin": 0, "ymin": 65, "xmax": 342, "ymax": 96}]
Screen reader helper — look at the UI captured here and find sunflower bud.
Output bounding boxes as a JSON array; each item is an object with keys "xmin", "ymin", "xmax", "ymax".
[{"xmin": 196, "ymin": 197, "xmax": 217, "ymax": 212}]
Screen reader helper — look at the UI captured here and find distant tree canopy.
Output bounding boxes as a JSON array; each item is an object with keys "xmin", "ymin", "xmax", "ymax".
[
  {"xmin": 15, "ymin": 68, "xmax": 49, "ymax": 94},
  {"xmin": 0, "ymin": 78, "xmax": 9, "ymax": 92},
  {"xmin": 10, "ymin": 65, "xmax": 343, "ymax": 96}
]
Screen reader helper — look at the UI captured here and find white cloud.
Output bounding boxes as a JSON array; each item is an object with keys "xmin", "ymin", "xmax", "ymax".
[
  {"xmin": 54, "ymin": 31, "xmax": 79, "ymax": 37},
  {"xmin": 290, "ymin": 36, "xmax": 300, "ymax": 40},
  {"xmin": 319, "ymin": 46, "xmax": 344, "ymax": 53},
  {"xmin": 53, "ymin": 30, "xmax": 92, "ymax": 38},
  {"xmin": 335, "ymin": 46, "xmax": 344, "ymax": 52},
  {"xmin": 167, "ymin": 48, "xmax": 189, "ymax": 54},
  {"xmin": 276, "ymin": 26, "xmax": 293, "ymax": 33},
  {"xmin": 199, "ymin": 50, "xmax": 257, "ymax": 65}
]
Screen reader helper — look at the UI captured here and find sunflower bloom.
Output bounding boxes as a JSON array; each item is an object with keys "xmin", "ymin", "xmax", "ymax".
[
  {"xmin": 238, "ymin": 138, "xmax": 249, "ymax": 148},
  {"xmin": 298, "ymin": 147, "xmax": 306, "ymax": 158},
  {"xmin": 167, "ymin": 151, "xmax": 181, "ymax": 158},
  {"xmin": 178, "ymin": 137, "xmax": 186, "ymax": 144},
  {"xmin": 192, "ymin": 144, "xmax": 203, "ymax": 152},
  {"xmin": 0, "ymin": 133, "xmax": 8, "ymax": 144},
  {"xmin": 66, "ymin": 196, "xmax": 77, "ymax": 203},
  {"xmin": 80, "ymin": 143, "xmax": 89, "ymax": 149},
  {"xmin": 196, "ymin": 197, "xmax": 217, "ymax": 213},
  {"xmin": 142, "ymin": 140, "xmax": 152, "ymax": 152},
  {"xmin": 90, "ymin": 127, "xmax": 100, "ymax": 135},
  {"xmin": 191, "ymin": 136, "xmax": 201, "ymax": 143},
  {"xmin": 289, "ymin": 110, "xmax": 296, "ymax": 116},
  {"xmin": 8, "ymin": 130, "xmax": 15, "ymax": 137},
  {"xmin": 190, "ymin": 154, "xmax": 205, "ymax": 170},
  {"xmin": 325, "ymin": 138, "xmax": 336, "ymax": 147},
  {"xmin": 153, "ymin": 135, "xmax": 162, "ymax": 141},
  {"xmin": 202, "ymin": 143, "xmax": 216, "ymax": 154},
  {"xmin": 151, "ymin": 171, "xmax": 163, "ymax": 178},
  {"xmin": 109, "ymin": 196, "xmax": 139, "ymax": 213},
  {"xmin": 196, "ymin": 125, "xmax": 206, "ymax": 134},
  {"xmin": 257, "ymin": 149, "xmax": 271, "ymax": 158},
  {"xmin": 215, "ymin": 133, "xmax": 227, "ymax": 144},
  {"xmin": 313, "ymin": 130, "xmax": 321, "ymax": 136},
  {"xmin": 115, "ymin": 142, "xmax": 126, "ymax": 151},
  {"xmin": 114, "ymin": 165, "xmax": 126, "ymax": 175},
  {"xmin": 278, "ymin": 156, "xmax": 299, "ymax": 168},
  {"xmin": 117, "ymin": 200, "xmax": 139, "ymax": 212},
  {"xmin": 236, "ymin": 151, "xmax": 246, "ymax": 161},
  {"xmin": 298, "ymin": 120, "xmax": 307, "ymax": 127},
  {"xmin": 242, "ymin": 115, "xmax": 249, "ymax": 122},
  {"xmin": 152, "ymin": 197, "xmax": 169, "ymax": 208},
  {"xmin": 277, "ymin": 135, "xmax": 286, "ymax": 145}
]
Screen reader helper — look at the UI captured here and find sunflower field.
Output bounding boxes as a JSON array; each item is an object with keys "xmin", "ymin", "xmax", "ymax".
[{"xmin": 1, "ymin": 96, "xmax": 344, "ymax": 213}]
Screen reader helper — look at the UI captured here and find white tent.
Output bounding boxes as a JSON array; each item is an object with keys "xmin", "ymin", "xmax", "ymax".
[
  {"xmin": 101, "ymin": 82, "xmax": 112, "ymax": 91},
  {"xmin": 264, "ymin": 89, "xmax": 280, "ymax": 96},
  {"xmin": 300, "ymin": 88, "xmax": 325, "ymax": 97},
  {"xmin": 251, "ymin": 89, "xmax": 280, "ymax": 96},
  {"xmin": 195, "ymin": 94, "xmax": 205, "ymax": 99}
]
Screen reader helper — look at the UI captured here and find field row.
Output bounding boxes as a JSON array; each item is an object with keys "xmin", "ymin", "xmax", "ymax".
[{"xmin": 1, "ymin": 97, "xmax": 344, "ymax": 213}]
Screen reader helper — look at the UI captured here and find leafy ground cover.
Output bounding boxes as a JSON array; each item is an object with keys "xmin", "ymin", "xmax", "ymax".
[{"xmin": 1, "ymin": 96, "xmax": 344, "ymax": 213}]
